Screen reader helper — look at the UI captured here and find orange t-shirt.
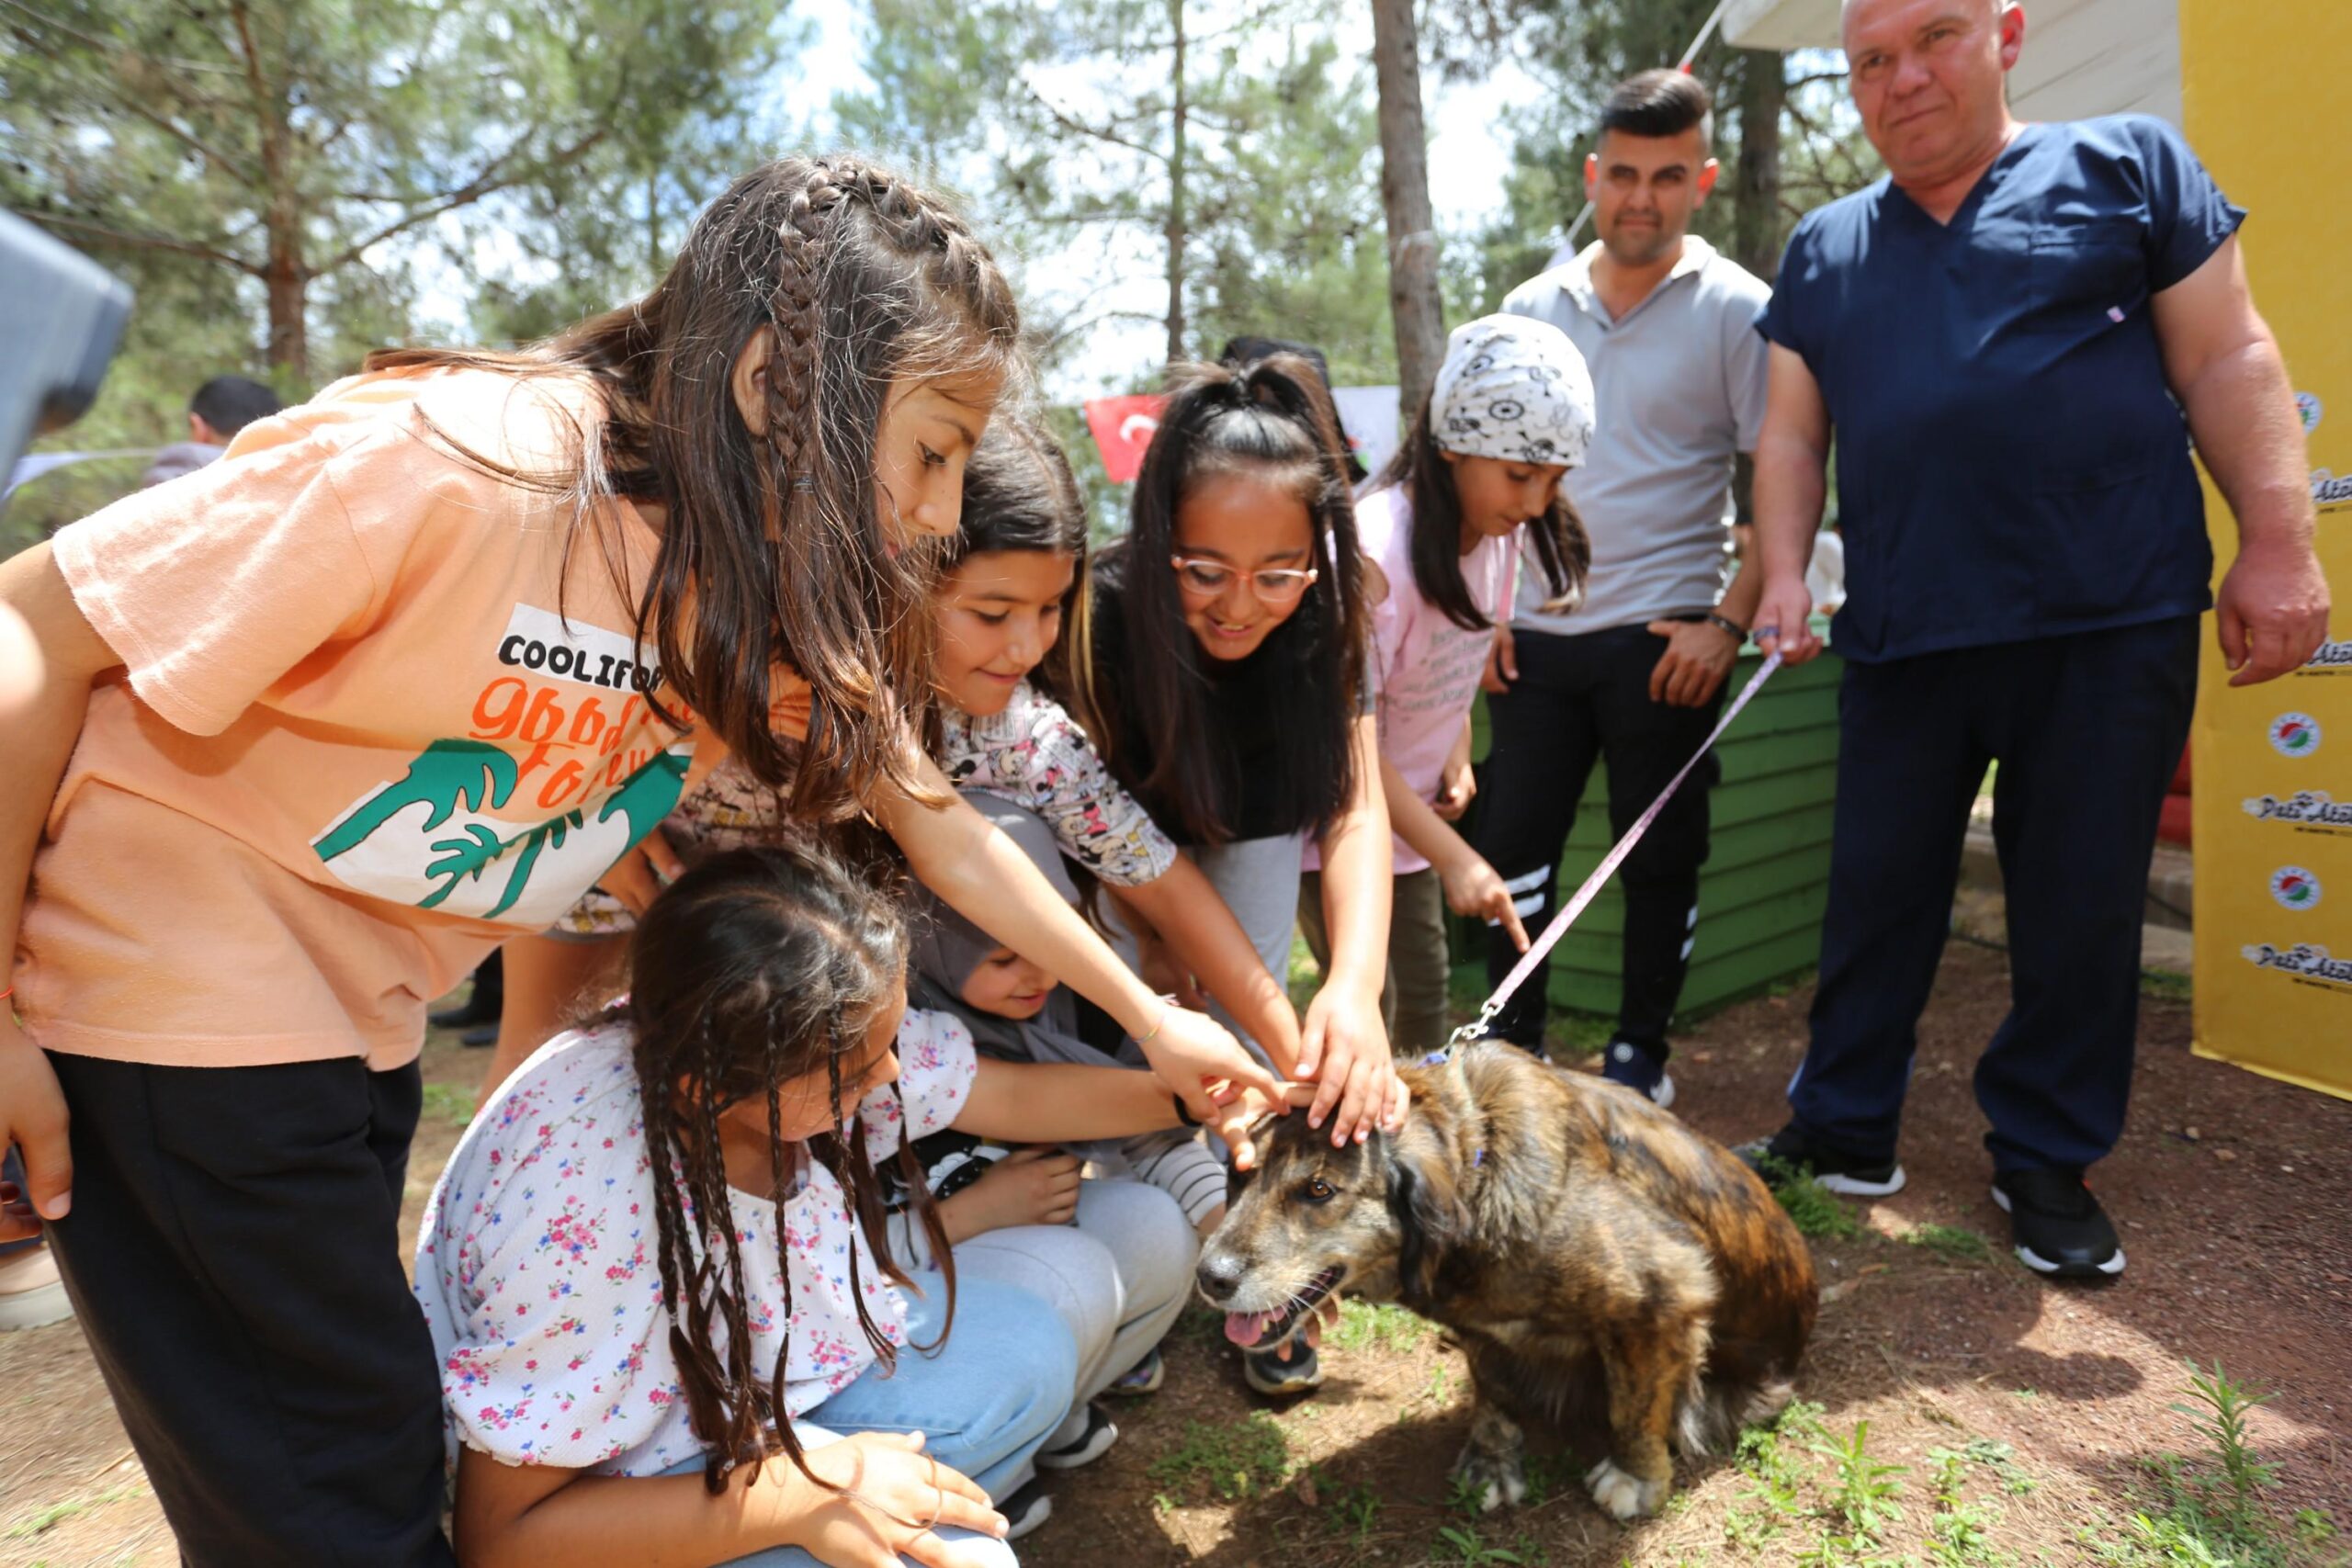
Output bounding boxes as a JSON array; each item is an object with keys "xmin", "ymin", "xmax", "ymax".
[{"xmin": 20, "ymin": 366, "xmax": 722, "ymax": 1069}]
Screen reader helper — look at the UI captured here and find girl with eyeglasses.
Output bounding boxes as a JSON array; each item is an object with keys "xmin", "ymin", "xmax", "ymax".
[{"xmin": 1068, "ymin": 355, "xmax": 1406, "ymax": 1396}]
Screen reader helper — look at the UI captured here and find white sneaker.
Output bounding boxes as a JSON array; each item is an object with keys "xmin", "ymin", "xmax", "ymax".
[{"xmin": 0, "ymin": 1244, "xmax": 74, "ymax": 1331}]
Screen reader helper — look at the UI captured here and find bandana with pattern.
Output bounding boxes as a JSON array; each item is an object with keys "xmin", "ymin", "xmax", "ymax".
[{"xmin": 1430, "ymin": 313, "xmax": 1597, "ymax": 468}]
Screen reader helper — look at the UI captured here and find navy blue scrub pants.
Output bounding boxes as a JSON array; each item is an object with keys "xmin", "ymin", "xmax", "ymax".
[{"xmin": 1789, "ymin": 615, "xmax": 2199, "ymax": 1174}]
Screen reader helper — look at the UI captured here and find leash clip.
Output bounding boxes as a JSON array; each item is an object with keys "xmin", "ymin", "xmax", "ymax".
[{"xmin": 1428, "ymin": 1001, "xmax": 1501, "ymax": 1066}]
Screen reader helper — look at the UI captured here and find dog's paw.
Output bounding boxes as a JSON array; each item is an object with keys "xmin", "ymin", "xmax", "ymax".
[
  {"xmin": 1583, "ymin": 1458, "xmax": 1669, "ymax": 1521},
  {"xmin": 1450, "ymin": 1447, "xmax": 1528, "ymax": 1513}
]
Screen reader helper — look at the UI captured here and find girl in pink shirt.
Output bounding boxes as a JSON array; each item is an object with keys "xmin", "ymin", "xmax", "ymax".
[
  {"xmin": 0, "ymin": 155, "xmax": 1266, "ymax": 1566},
  {"xmin": 1300, "ymin": 315, "xmax": 1596, "ymax": 1055}
]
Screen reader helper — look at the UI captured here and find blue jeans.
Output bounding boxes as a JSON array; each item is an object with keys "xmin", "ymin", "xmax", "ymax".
[{"xmin": 666, "ymin": 1272, "xmax": 1073, "ymax": 1567}]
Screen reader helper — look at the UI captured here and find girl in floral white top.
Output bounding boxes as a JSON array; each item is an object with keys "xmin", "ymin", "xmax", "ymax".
[{"xmin": 420, "ymin": 844, "xmax": 1292, "ymax": 1567}]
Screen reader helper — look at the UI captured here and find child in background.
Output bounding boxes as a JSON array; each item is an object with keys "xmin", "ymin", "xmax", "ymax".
[
  {"xmin": 1075, "ymin": 355, "xmax": 1405, "ymax": 1396},
  {"xmin": 891, "ymin": 802, "xmax": 1201, "ymax": 1456},
  {"xmin": 423, "ymin": 845, "xmax": 1293, "ymax": 1565},
  {"xmin": 1301, "ymin": 314, "xmax": 1597, "ymax": 1055}
]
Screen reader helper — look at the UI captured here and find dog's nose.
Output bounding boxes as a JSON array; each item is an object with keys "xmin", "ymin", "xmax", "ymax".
[{"xmin": 1196, "ymin": 1251, "xmax": 1245, "ymax": 1303}]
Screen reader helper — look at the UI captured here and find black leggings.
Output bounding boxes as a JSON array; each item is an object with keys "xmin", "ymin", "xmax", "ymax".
[{"xmin": 1473, "ymin": 623, "xmax": 1725, "ymax": 1055}]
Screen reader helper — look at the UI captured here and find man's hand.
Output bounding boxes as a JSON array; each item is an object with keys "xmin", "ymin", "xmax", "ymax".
[
  {"xmin": 1646, "ymin": 619, "xmax": 1741, "ymax": 707},
  {"xmin": 0, "ymin": 1020, "xmax": 70, "ymax": 1242},
  {"xmin": 2215, "ymin": 538, "xmax": 2330, "ymax": 686},
  {"xmin": 1749, "ymin": 577, "xmax": 1820, "ymax": 664},
  {"xmin": 1479, "ymin": 626, "xmax": 1518, "ymax": 694},
  {"xmin": 1436, "ymin": 849, "xmax": 1530, "ymax": 954}
]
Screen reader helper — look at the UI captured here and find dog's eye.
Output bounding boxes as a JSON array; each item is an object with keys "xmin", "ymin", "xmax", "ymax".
[{"xmin": 1304, "ymin": 1177, "xmax": 1336, "ymax": 1203}]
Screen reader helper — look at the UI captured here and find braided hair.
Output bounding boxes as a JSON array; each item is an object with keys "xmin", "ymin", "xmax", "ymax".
[
  {"xmin": 373, "ymin": 154, "xmax": 1023, "ymax": 822},
  {"xmin": 625, "ymin": 844, "xmax": 952, "ymax": 1495}
]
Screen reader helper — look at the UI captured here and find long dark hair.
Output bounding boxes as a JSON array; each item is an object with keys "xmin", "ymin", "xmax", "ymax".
[
  {"xmin": 371, "ymin": 154, "xmax": 1023, "ymax": 821},
  {"xmin": 1078, "ymin": 355, "xmax": 1368, "ymax": 845},
  {"xmin": 1376, "ymin": 406, "xmax": 1590, "ymax": 633},
  {"xmin": 626, "ymin": 845, "xmax": 951, "ymax": 1495},
  {"xmin": 947, "ymin": 412, "xmax": 1091, "ymax": 708}
]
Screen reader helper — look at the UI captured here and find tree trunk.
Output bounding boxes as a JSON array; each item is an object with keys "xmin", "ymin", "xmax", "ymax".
[
  {"xmin": 1371, "ymin": 0, "xmax": 1443, "ymax": 421},
  {"xmin": 1732, "ymin": 49, "xmax": 1786, "ymax": 281},
  {"xmin": 1163, "ymin": 0, "xmax": 1189, "ymax": 367},
  {"xmin": 263, "ymin": 249, "xmax": 308, "ymax": 378}
]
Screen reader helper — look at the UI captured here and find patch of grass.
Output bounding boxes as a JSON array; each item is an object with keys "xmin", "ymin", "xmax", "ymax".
[
  {"xmin": 2078, "ymin": 1362, "xmax": 2348, "ymax": 1567},
  {"xmin": 1287, "ymin": 934, "xmax": 1322, "ymax": 1011},
  {"xmin": 1144, "ymin": 1411, "xmax": 1292, "ymax": 1502},
  {"xmin": 1544, "ymin": 1011, "xmax": 1613, "ymax": 1061},
  {"xmin": 5, "ymin": 1485, "xmax": 146, "ymax": 1539},
  {"xmin": 1445, "ymin": 1472, "xmax": 1489, "ymax": 1517},
  {"xmin": 421, "ymin": 1081, "xmax": 477, "ymax": 1128},
  {"xmin": 1815, "ymin": 1419, "xmax": 1907, "ymax": 1539},
  {"xmin": 1434, "ymin": 1522, "xmax": 1524, "ymax": 1565},
  {"xmin": 2141, "ymin": 968, "xmax": 2193, "ymax": 1004},
  {"xmin": 1757, "ymin": 1156, "xmax": 1866, "ymax": 1240},
  {"xmin": 1905, "ymin": 1222, "xmax": 1996, "ymax": 1265},
  {"xmin": 1322, "ymin": 1479, "xmax": 1382, "ymax": 1545},
  {"xmin": 1329, "ymin": 1299, "xmax": 1432, "ymax": 1354}
]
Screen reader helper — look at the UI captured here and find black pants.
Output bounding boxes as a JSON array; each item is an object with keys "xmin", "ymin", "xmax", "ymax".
[
  {"xmin": 1474, "ymin": 623, "xmax": 1725, "ymax": 1055},
  {"xmin": 1790, "ymin": 616, "xmax": 2199, "ymax": 1173},
  {"xmin": 43, "ymin": 1054, "xmax": 456, "ymax": 1568}
]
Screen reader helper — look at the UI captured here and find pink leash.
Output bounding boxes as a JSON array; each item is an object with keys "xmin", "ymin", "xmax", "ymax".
[{"xmin": 1438, "ymin": 650, "xmax": 1784, "ymax": 1059}]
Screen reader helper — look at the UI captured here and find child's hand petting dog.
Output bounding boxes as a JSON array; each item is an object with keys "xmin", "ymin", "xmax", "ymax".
[
  {"xmin": 1205, "ymin": 1082, "xmax": 1321, "ymax": 1171},
  {"xmin": 940, "ymin": 1147, "xmax": 1081, "ymax": 1238}
]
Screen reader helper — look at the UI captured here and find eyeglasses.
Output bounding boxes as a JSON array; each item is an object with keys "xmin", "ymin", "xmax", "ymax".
[{"xmin": 1169, "ymin": 555, "xmax": 1319, "ymax": 603}]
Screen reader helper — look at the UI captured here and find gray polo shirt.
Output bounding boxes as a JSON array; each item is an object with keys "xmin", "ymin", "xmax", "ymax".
[{"xmin": 1500, "ymin": 236, "xmax": 1771, "ymax": 637}]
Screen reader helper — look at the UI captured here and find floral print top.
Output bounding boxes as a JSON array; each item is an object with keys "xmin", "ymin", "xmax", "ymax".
[
  {"xmin": 414, "ymin": 1007, "xmax": 978, "ymax": 1477},
  {"xmin": 552, "ymin": 679, "xmax": 1175, "ymax": 939}
]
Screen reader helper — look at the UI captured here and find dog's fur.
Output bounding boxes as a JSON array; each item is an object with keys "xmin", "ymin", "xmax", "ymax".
[{"xmin": 1198, "ymin": 1044, "xmax": 1817, "ymax": 1520}]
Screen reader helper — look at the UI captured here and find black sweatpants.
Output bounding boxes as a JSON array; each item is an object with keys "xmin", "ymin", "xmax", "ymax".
[
  {"xmin": 42, "ymin": 1053, "xmax": 456, "ymax": 1568},
  {"xmin": 1789, "ymin": 616, "xmax": 2199, "ymax": 1173},
  {"xmin": 1474, "ymin": 622, "xmax": 1725, "ymax": 1055}
]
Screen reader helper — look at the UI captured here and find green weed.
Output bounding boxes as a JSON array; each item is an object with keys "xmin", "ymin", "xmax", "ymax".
[
  {"xmin": 2141, "ymin": 969, "xmax": 2193, "ymax": 1004},
  {"xmin": 1757, "ymin": 1156, "xmax": 1866, "ymax": 1239},
  {"xmin": 5, "ymin": 1486, "xmax": 145, "ymax": 1540},
  {"xmin": 1323, "ymin": 1480, "xmax": 1382, "ymax": 1545},
  {"xmin": 1434, "ymin": 1522, "xmax": 1523, "ymax": 1565},
  {"xmin": 1814, "ymin": 1419, "xmax": 1906, "ymax": 1539},
  {"xmin": 420, "ymin": 1081, "xmax": 477, "ymax": 1127},
  {"xmin": 1329, "ymin": 1299, "xmax": 1432, "ymax": 1354},
  {"xmin": 1905, "ymin": 1223, "xmax": 1996, "ymax": 1265},
  {"xmin": 1144, "ymin": 1412, "xmax": 1291, "ymax": 1502}
]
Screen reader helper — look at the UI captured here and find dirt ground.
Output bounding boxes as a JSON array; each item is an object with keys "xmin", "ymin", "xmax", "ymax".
[{"xmin": 2, "ymin": 941, "xmax": 2346, "ymax": 1565}]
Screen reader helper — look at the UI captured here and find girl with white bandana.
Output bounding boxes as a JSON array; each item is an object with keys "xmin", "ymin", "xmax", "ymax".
[{"xmin": 1298, "ymin": 315, "xmax": 1597, "ymax": 1055}]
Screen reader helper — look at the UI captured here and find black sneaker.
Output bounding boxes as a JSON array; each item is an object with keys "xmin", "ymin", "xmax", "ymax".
[
  {"xmin": 1600, "ymin": 1040, "xmax": 1675, "ymax": 1108},
  {"xmin": 1734, "ymin": 1122, "xmax": 1905, "ymax": 1198},
  {"xmin": 1992, "ymin": 1168, "xmax": 2125, "ymax": 1280},
  {"xmin": 458, "ymin": 1023, "xmax": 498, "ymax": 1050},
  {"xmin": 998, "ymin": 1478, "xmax": 1052, "ymax": 1540},
  {"xmin": 1241, "ymin": 1340, "xmax": 1323, "ymax": 1396},
  {"xmin": 1035, "ymin": 1402, "xmax": 1118, "ymax": 1470}
]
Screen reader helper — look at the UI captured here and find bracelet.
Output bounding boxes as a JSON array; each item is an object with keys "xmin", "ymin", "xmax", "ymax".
[
  {"xmin": 1172, "ymin": 1094, "xmax": 1202, "ymax": 1129},
  {"xmin": 1704, "ymin": 613, "xmax": 1748, "ymax": 641},
  {"xmin": 1134, "ymin": 997, "xmax": 1175, "ymax": 1044}
]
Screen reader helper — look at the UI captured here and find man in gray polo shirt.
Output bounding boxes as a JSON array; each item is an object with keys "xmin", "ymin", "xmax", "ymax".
[{"xmin": 1477, "ymin": 67, "xmax": 1770, "ymax": 1105}]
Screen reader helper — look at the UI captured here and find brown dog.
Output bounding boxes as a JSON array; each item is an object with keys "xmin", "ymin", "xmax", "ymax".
[{"xmin": 1197, "ymin": 1043, "xmax": 1817, "ymax": 1520}]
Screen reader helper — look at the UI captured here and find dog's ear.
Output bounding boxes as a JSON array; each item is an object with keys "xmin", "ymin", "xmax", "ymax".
[{"xmin": 1384, "ymin": 1134, "xmax": 1464, "ymax": 1307}]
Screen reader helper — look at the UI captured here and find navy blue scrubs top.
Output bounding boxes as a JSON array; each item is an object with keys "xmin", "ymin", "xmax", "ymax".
[{"xmin": 1758, "ymin": 115, "xmax": 2245, "ymax": 662}]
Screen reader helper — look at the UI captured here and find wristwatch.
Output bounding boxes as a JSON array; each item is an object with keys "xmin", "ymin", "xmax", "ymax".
[{"xmin": 1703, "ymin": 613, "xmax": 1748, "ymax": 642}]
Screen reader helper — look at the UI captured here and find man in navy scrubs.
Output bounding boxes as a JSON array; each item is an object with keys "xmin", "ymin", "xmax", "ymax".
[{"xmin": 1743, "ymin": 0, "xmax": 2330, "ymax": 1279}]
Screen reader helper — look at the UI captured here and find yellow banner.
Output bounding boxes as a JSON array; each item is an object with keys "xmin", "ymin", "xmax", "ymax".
[{"xmin": 2182, "ymin": 1, "xmax": 2352, "ymax": 1097}]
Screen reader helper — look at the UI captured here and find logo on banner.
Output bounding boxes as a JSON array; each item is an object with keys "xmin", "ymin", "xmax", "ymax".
[
  {"xmin": 2297, "ymin": 391, "xmax": 2323, "ymax": 434},
  {"xmin": 2241, "ymin": 942, "xmax": 2352, "ymax": 992},
  {"xmin": 2244, "ymin": 790, "xmax": 2352, "ymax": 834},
  {"xmin": 2269, "ymin": 866, "xmax": 2323, "ymax": 910},
  {"xmin": 2302, "ymin": 639, "xmax": 2351, "ymax": 675},
  {"xmin": 2268, "ymin": 713, "xmax": 2322, "ymax": 757},
  {"xmin": 2315, "ymin": 469, "xmax": 2352, "ymax": 512}
]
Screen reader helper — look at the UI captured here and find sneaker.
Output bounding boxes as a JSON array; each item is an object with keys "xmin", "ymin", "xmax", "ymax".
[
  {"xmin": 458, "ymin": 1023, "xmax": 498, "ymax": 1050},
  {"xmin": 1241, "ymin": 1340, "xmax": 1323, "ymax": 1396},
  {"xmin": 0, "ymin": 1244, "xmax": 74, "ymax": 1332},
  {"xmin": 1600, "ymin": 1040, "xmax": 1675, "ymax": 1109},
  {"xmin": 1035, "ymin": 1403, "xmax": 1118, "ymax": 1470},
  {"xmin": 1107, "ymin": 1348, "xmax": 1163, "ymax": 1396},
  {"xmin": 997, "ymin": 1479, "xmax": 1052, "ymax": 1540},
  {"xmin": 1993, "ymin": 1168, "xmax": 2125, "ymax": 1280},
  {"xmin": 1734, "ymin": 1122, "xmax": 1906, "ymax": 1198}
]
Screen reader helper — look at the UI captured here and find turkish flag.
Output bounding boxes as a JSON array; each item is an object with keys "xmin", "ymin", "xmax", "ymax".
[{"xmin": 1082, "ymin": 394, "xmax": 1168, "ymax": 483}]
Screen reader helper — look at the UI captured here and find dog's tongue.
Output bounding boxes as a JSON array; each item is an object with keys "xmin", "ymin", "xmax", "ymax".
[{"xmin": 1224, "ymin": 1310, "xmax": 1271, "ymax": 1347}]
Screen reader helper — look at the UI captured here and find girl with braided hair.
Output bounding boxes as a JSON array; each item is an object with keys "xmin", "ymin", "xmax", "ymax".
[
  {"xmin": 0, "ymin": 152, "xmax": 1266, "ymax": 1563},
  {"xmin": 419, "ymin": 844, "xmax": 1297, "ymax": 1566}
]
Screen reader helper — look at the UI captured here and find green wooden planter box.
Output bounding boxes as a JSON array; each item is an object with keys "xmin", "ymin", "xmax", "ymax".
[{"xmin": 1464, "ymin": 629, "xmax": 1843, "ymax": 1023}]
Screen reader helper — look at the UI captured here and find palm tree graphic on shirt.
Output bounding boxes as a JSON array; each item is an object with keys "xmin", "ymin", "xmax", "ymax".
[{"xmin": 312, "ymin": 739, "xmax": 687, "ymax": 918}]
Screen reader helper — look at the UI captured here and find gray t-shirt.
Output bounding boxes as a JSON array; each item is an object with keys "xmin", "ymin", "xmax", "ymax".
[{"xmin": 1500, "ymin": 236, "xmax": 1771, "ymax": 637}]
